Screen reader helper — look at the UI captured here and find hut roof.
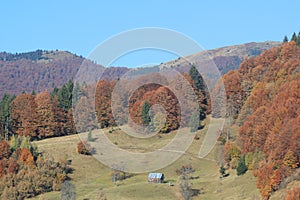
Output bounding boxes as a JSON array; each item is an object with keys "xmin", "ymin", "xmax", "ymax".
[{"xmin": 148, "ymin": 173, "xmax": 164, "ymax": 179}]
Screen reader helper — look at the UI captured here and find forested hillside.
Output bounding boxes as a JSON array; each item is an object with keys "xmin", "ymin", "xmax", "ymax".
[
  {"xmin": 0, "ymin": 50, "xmax": 129, "ymax": 98},
  {"xmin": 221, "ymin": 38, "xmax": 300, "ymax": 199},
  {"xmin": 0, "ymin": 80, "xmax": 78, "ymax": 141},
  {"xmin": 0, "ymin": 40, "xmax": 297, "ymax": 199},
  {"xmin": 0, "ymin": 42, "xmax": 279, "ymax": 98}
]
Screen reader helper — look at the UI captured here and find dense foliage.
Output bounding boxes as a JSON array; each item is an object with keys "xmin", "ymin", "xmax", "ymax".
[
  {"xmin": 76, "ymin": 140, "xmax": 93, "ymax": 155},
  {"xmin": 222, "ymin": 41, "xmax": 300, "ymax": 199},
  {"xmin": 94, "ymin": 70, "xmax": 209, "ymax": 133},
  {"xmin": 9, "ymin": 87, "xmax": 77, "ymax": 140},
  {"xmin": 0, "ymin": 136, "xmax": 72, "ymax": 199}
]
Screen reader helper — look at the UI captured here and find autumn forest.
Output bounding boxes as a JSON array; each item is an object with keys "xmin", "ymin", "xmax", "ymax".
[{"xmin": 0, "ymin": 33, "xmax": 299, "ymax": 199}]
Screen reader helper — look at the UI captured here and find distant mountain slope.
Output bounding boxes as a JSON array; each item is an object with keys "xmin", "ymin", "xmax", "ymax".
[
  {"xmin": 0, "ymin": 50, "xmax": 129, "ymax": 97},
  {"xmin": 0, "ymin": 41, "xmax": 280, "ymax": 97},
  {"xmin": 159, "ymin": 41, "xmax": 280, "ymax": 74}
]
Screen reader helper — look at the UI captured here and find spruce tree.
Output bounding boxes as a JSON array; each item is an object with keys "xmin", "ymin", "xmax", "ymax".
[
  {"xmin": 237, "ymin": 156, "xmax": 248, "ymax": 176},
  {"xmin": 141, "ymin": 101, "xmax": 151, "ymax": 125},
  {"xmin": 291, "ymin": 32, "xmax": 297, "ymax": 42},
  {"xmin": 88, "ymin": 130, "xmax": 93, "ymax": 142},
  {"xmin": 189, "ymin": 65, "xmax": 205, "ymax": 91},
  {"xmin": 58, "ymin": 80, "xmax": 74, "ymax": 111},
  {"xmin": 0, "ymin": 94, "xmax": 15, "ymax": 138},
  {"xmin": 72, "ymin": 82, "xmax": 82, "ymax": 105},
  {"xmin": 219, "ymin": 165, "xmax": 226, "ymax": 177},
  {"xmin": 283, "ymin": 35, "xmax": 288, "ymax": 43},
  {"xmin": 189, "ymin": 111, "xmax": 200, "ymax": 132}
]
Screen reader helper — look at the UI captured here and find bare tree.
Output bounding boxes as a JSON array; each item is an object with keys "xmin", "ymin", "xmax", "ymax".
[
  {"xmin": 176, "ymin": 164, "xmax": 195, "ymax": 200},
  {"xmin": 60, "ymin": 181, "xmax": 76, "ymax": 200},
  {"xmin": 179, "ymin": 174, "xmax": 192, "ymax": 200},
  {"xmin": 111, "ymin": 163, "xmax": 126, "ymax": 186}
]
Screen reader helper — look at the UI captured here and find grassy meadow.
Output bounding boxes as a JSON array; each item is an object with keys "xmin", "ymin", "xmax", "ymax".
[{"xmin": 29, "ymin": 117, "xmax": 262, "ymax": 200}]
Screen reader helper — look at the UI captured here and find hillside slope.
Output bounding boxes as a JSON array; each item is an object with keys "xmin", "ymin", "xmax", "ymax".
[
  {"xmin": 0, "ymin": 42, "xmax": 280, "ymax": 98},
  {"xmin": 159, "ymin": 41, "xmax": 280, "ymax": 74},
  {"xmin": 0, "ymin": 50, "xmax": 129, "ymax": 97},
  {"xmin": 221, "ymin": 41, "xmax": 300, "ymax": 199},
  {"xmin": 31, "ymin": 121, "xmax": 261, "ymax": 200}
]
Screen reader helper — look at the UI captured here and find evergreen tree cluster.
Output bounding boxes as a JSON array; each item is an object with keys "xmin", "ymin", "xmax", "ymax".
[
  {"xmin": 141, "ymin": 101, "xmax": 151, "ymax": 125},
  {"xmin": 0, "ymin": 50, "xmax": 44, "ymax": 61},
  {"xmin": 0, "ymin": 94, "xmax": 16, "ymax": 140},
  {"xmin": 236, "ymin": 156, "xmax": 248, "ymax": 176},
  {"xmin": 283, "ymin": 31, "xmax": 300, "ymax": 45},
  {"xmin": 0, "ymin": 80, "xmax": 85, "ymax": 141},
  {"xmin": 188, "ymin": 65, "xmax": 207, "ymax": 132},
  {"xmin": 51, "ymin": 80, "xmax": 83, "ymax": 111}
]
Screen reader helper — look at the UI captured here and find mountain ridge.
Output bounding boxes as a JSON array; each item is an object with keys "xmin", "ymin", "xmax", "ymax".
[{"xmin": 0, "ymin": 41, "xmax": 280, "ymax": 97}]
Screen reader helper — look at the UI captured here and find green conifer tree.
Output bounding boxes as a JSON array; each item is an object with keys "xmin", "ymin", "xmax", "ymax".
[
  {"xmin": 141, "ymin": 101, "xmax": 151, "ymax": 125},
  {"xmin": 237, "ymin": 156, "xmax": 248, "ymax": 176},
  {"xmin": 291, "ymin": 32, "xmax": 297, "ymax": 42},
  {"xmin": 189, "ymin": 111, "xmax": 200, "ymax": 132},
  {"xmin": 189, "ymin": 65, "xmax": 205, "ymax": 91}
]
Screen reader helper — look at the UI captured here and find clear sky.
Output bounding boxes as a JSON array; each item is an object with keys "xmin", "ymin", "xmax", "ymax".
[{"xmin": 1, "ymin": 0, "xmax": 299, "ymax": 67}]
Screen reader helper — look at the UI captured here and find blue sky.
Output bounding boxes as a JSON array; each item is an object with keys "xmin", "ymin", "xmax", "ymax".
[{"xmin": 1, "ymin": 0, "xmax": 299, "ymax": 67}]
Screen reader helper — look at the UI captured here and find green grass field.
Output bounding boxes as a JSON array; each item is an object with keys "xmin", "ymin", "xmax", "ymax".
[{"xmin": 29, "ymin": 117, "xmax": 263, "ymax": 200}]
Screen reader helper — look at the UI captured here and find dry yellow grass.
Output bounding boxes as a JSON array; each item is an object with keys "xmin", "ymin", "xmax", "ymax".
[{"xmin": 29, "ymin": 117, "xmax": 262, "ymax": 200}]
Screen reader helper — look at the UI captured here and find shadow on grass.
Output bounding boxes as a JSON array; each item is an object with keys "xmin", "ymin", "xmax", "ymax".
[
  {"xmin": 192, "ymin": 188, "xmax": 201, "ymax": 197},
  {"xmin": 190, "ymin": 176, "xmax": 199, "ymax": 180}
]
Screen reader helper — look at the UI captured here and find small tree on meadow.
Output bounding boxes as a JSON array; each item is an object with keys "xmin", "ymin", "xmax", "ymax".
[
  {"xmin": 87, "ymin": 130, "xmax": 93, "ymax": 142},
  {"xmin": 60, "ymin": 181, "xmax": 76, "ymax": 200},
  {"xmin": 77, "ymin": 140, "xmax": 93, "ymax": 155},
  {"xmin": 179, "ymin": 174, "xmax": 192, "ymax": 200},
  {"xmin": 219, "ymin": 165, "xmax": 226, "ymax": 178},
  {"xmin": 189, "ymin": 111, "xmax": 200, "ymax": 132}
]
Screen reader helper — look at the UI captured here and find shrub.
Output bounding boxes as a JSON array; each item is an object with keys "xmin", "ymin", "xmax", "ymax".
[
  {"xmin": 77, "ymin": 140, "xmax": 93, "ymax": 155},
  {"xmin": 221, "ymin": 137, "xmax": 226, "ymax": 145},
  {"xmin": 224, "ymin": 141, "xmax": 241, "ymax": 163}
]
